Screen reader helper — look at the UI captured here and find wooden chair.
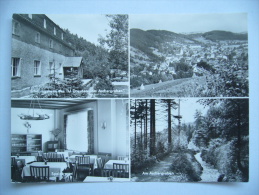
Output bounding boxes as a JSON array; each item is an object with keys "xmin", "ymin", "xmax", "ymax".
[
  {"xmin": 94, "ymin": 157, "xmax": 103, "ymax": 176},
  {"xmin": 21, "ymin": 152, "xmax": 31, "ymax": 156},
  {"xmin": 11, "ymin": 157, "xmax": 16, "ymax": 181},
  {"xmin": 117, "ymin": 156, "xmax": 126, "ymax": 160},
  {"xmin": 75, "ymin": 156, "xmax": 90, "ymax": 165},
  {"xmin": 98, "ymin": 152, "xmax": 111, "ymax": 165},
  {"xmin": 113, "ymin": 163, "xmax": 129, "ymax": 178},
  {"xmin": 30, "ymin": 166, "xmax": 55, "ymax": 182},
  {"xmin": 75, "ymin": 156, "xmax": 91, "ymax": 181},
  {"xmin": 48, "ymin": 154, "xmax": 65, "ymax": 162},
  {"xmin": 101, "ymin": 169, "xmax": 126, "ymax": 178}
]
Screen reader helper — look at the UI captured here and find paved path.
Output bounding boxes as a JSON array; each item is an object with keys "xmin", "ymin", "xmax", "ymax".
[{"xmin": 131, "ymin": 153, "xmax": 186, "ymax": 182}]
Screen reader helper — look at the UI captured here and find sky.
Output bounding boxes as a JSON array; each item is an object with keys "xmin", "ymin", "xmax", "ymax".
[
  {"xmin": 130, "ymin": 13, "xmax": 247, "ymax": 33},
  {"xmin": 131, "ymin": 99, "xmax": 209, "ymax": 133},
  {"xmin": 155, "ymin": 99, "xmax": 209, "ymax": 132},
  {"xmin": 47, "ymin": 14, "xmax": 111, "ymax": 45}
]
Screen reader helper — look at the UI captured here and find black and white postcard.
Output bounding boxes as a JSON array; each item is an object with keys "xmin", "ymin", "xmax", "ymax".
[
  {"xmin": 11, "ymin": 14, "xmax": 129, "ymax": 98},
  {"xmin": 11, "ymin": 99, "xmax": 130, "ymax": 183},
  {"xmin": 130, "ymin": 98, "xmax": 249, "ymax": 182},
  {"xmin": 130, "ymin": 13, "xmax": 248, "ymax": 98}
]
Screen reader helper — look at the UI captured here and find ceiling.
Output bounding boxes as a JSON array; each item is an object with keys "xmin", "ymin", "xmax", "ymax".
[{"xmin": 11, "ymin": 99, "xmax": 96, "ymax": 110}]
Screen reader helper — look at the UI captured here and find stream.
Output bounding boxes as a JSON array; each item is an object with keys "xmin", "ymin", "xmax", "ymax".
[{"xmin": 194, "ymin": 152, "xmax": 221, "ymax": 182}]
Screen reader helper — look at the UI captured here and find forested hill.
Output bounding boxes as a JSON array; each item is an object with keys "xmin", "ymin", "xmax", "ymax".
[
  {"xmin": 131, "ymin": 29, "xmax": 248, "ymax": 51},
  {"xmin": 202, "ymin": 30, "xmax": 248, "ymax": 41},
  {"xmin": 63, "ymin": 29, "xmax": 100, "ymax": 56}
]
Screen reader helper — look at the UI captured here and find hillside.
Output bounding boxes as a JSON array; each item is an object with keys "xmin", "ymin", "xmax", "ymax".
[{"xmin": 202, "ymin": 30, "xmax": 248, "ymax": 41}]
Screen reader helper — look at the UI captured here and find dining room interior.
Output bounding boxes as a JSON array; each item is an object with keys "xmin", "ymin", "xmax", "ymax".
[{"xmin": 11, "ymin": 99, "xmax": 130, "ymax": 183}]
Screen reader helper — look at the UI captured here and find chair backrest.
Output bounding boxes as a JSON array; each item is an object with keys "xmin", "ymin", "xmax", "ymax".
[
  {"xmin": 113, "ymin": 163, "xmax": 129, "ymax": 173},
  {"xmin": 117, "ymin": 156, "xmax": 126, "ymax": 160},
  {"xmin": 96, "ymin": 157, "xmax": 103, "ymax": 169},
  {"xmin": 101, "ymin": 169, "xmax": 126, "ymax": 178},
  {"xmin": 101, "ymin": 169, "xmax": 113, "ymax": 177},
  {"xmin": 75, "ymin": 156, "xmax": 90, "ymax": 165},
  {"xmin": 98, "ymin": 152, "xmax": 111, "ymax": 165},
  {"xmin": 21, "ymin": 152, "xmax": 31, "ymax": 156},
  {"xmin": 11, "ymin": 157, "xmax": 16, "ymax": 167},
  {"xmin": 30, "ymin": 166, "xmax": 50, "ymax": 181}
]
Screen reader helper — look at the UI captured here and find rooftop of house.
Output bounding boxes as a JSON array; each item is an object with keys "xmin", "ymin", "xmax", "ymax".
[{"xmin": 63, "ymin": 57, "xmax": 83, "ymax": 67}]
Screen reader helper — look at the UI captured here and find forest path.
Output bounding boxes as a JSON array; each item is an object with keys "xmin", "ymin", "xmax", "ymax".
[
  {"xmin": 130, "ymin": 76, "xmax": 206, "ymax": 98},
  {"xmin": 194, "ymin": 152, "xmax": 220, "ymax": 182},
  {"xmin": 131, "ymin": 152, "xmax": 185, "ymax": 182}
]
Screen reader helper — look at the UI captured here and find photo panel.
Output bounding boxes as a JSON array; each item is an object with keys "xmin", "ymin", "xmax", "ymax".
[
  {"xmin": 130, "ymin": 98, "xmax": 249, "ymax": 182},
  {"xmin": 11, "ymin": 99, "xmax": 130, "ymax": 183},
  {"xmin": 11, "ymin": 14, "xmax": 129, "ymax": 98},
  {"xmin": 129, "ymin": 13, "xmax": 248, "ymax": 98}
]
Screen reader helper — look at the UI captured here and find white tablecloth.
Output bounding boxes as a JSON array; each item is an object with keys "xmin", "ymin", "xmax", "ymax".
[
  {"xmin": 22, "ymin": 162, "xmax": 68, "ymax": 180},
  {"xmin": 104, "ymin": 160, "xmax": 130, "ymax": 172},
  {"xmin": 11, "ymin": 156, "xmax": 36, "ymax": 164},
  {"xmin": 83, "ymin": 176, "xmax": 130, "ymax": 182},
  {"xmin": 68, "ymin": 155, "xmax": 97, "ymax": 168}
]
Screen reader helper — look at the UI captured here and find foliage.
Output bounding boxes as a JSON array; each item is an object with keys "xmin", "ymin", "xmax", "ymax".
[
  {"xmin": 93, "ymin": 78, "xmax": 114, "ymax": 93},
  {"xmin": 31, "ymin": 77, "xmax": 88, "ymax": 98},
  {"xmin": 197, "ymin": 61, "xmax": 216, "ymax": 73},
  {"xmin": 193, "ymin": 99, "xmax": 249, "ymax": 181},
  {"xmin": 99, "ymin": 15, "xmax": 128, "ymax": 72},
  {"xmin": 83, "ymin": 46, "xmax": 110, "ymax": 79},
  {"xmin": 170, "ymin": 151, "xmax": 202, "ymax": 181},
  {"xmin": 170, "ymin": 62, "xmax": 193, "ymax": 79}
]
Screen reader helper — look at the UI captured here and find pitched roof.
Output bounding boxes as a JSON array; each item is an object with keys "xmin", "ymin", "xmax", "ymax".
[{"xmin": 63, "ymin": 57, "xmax": 83, "ymax": 67}]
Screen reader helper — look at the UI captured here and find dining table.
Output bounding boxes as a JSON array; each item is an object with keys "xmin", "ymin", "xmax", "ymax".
[
  {"xmin": 22, "ymin": 162, "xmax": 68, "ymax": 180},
  {"xmin": 104, "ymin": 160, "xmax": 130, "ymax": 172},
  {"xmin": 11, "ymin": 156, "xmax": 36, "ymax": 165},
  {"xmin": 83, "ymin": 176, "xmax": 130, "ymax": 182}
]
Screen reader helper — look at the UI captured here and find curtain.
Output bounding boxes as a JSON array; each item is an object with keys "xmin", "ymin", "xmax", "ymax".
[{"xmin": 66, "ymin": 110, "xmax": 88, "ymax": 152}]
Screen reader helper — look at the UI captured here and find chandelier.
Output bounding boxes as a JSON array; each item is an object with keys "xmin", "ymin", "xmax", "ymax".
[{"xmin": 18, "ymin": 99, "xmax": 50, "ymax": 120}]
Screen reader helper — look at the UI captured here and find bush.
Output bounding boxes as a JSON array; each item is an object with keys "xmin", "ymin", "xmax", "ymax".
[
  {"xmin": 171, "ymin": 152, "xmax": 202, "ymax": 181},
  {"xmin": 94, "ymin": 78, "xmax": 114, "ymax": 93}
]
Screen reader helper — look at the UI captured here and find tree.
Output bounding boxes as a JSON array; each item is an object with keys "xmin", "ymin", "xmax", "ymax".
[
  {"xmin": 99, "ymin": 15, "xmax": 129, "ymax": 73},
  {"xmin": 149, "ymin": 99, "xmax": 156, "ymax": 156}
]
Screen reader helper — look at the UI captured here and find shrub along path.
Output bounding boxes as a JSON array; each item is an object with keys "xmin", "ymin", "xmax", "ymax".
[{"xmin": 131, "ymin": 152, "xmax": 193, "ymax": 182}]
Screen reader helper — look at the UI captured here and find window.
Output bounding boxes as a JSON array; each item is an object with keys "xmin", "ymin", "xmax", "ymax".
[
  {"xmin": 34, "ymin": 60, "xmax": 41, "ymax": 76},
  {"xmin": 61, "ymin": 32, "xmax": 63, "ymax": 40},
  {"xmin": 12, "ymin": 21, "xmax": 20, "ymax": 35},
  {"xmin": 65, "ymin": 110, "xmax": 91, "ymax": 152},
  {"xmin": 28, "ymin": 14, "xmax": 32, "ymax": 19},
  {"xmin": 59, "ymin": 44, "xmax": 62, "ymax": 52},
  {"xmin": 35, "ymin": 32, "xmax": 40, "ymax": 43},
  {"xmin": 11, "ymin": 58, "xmax": 21, "ymax": 77},
  {"xmin": 49, "ymin": 39, "xmax": 53, "ymax": 48},
  {"xmin": 54, "ymin": 27, "xmax": 56, "ymax": 35},
  {"xmin": 49, "ymin": 62, "xmax": 54, "ymax": 75},
  {"xmin": 43, "ymin": 19, "xmax": 46, "ymax": 28}
]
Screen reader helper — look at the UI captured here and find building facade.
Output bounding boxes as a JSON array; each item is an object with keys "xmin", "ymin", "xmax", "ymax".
[{"xmin": 11, "ymin": 14, "xmax": 83, "ymax": 97}]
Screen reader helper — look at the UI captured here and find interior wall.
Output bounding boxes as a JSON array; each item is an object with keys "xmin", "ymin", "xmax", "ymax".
[
  {"xmin": 97, "ymin": 100, "xmax": 113, "ymax": 155},
  {"xmin": 57, "ymin": 101, "xmax": 98, "ymax": 153},
  {"xmin": 97, "ymin": 99, "xmax": 129, "ymax": 158},
  {"xmin": 11, "ymin": 107, "xmax": 55, "ymax": 152},
  {"xmin": 115, "ymin": 99, "xmax": 129, "ymax": 157}
]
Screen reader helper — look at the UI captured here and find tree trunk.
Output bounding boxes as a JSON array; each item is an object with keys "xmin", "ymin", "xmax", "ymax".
[
  {"xmin": 167, "ymin": 100, "xmax": 172, "ymax": 151},
  {"xmin": 149, "ymin": 99, "xmax": 156, "ymax": 156},
  {"xmin": 144, "ymin": 99, "xmax": 148, "ymax": 150},
  {"xmin": 134, "ymin": 99, "xmax": 137, "ymax": 148}
]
